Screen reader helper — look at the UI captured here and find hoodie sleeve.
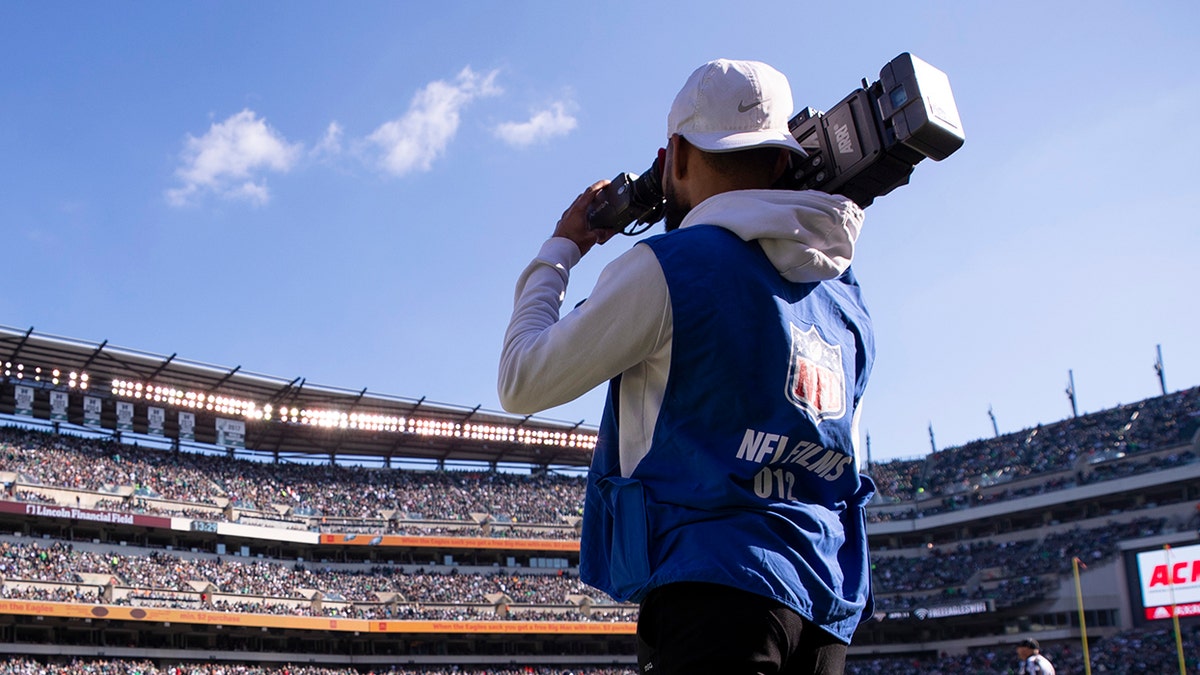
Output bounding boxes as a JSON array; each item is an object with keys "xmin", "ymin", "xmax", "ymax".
[{"xmin": 498, "ymin": 238, "xmax": 671, "ymax": 415}]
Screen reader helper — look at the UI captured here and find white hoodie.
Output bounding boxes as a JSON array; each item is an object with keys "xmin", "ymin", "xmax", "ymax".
[{"xmin": 499, "ymin": 189, "xmax": 863, "ymax": 476}]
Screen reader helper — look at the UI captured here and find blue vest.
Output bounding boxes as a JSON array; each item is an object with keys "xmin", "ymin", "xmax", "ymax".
[{"xmin": 580, "ymin": 225, "xmax": 876, "ymax": 642}]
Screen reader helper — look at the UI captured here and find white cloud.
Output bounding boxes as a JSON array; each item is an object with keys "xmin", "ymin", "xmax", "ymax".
[
  {"xmin": 312, "ymin": 121, "xmax": 344, "ymax": 159},
  {"xmin": 164, "ymin": 68, "xmax": 570, "ymax": 205},
  {"xmin": 228, "ymin": 181, "xmax": 270, "ymax": 204},
  {"xmin": 367, "ymin": 67, "xmax": 501, "ymax": 176},
  {"xmin": 495, "ymin": 101, "xmax": 578, "ymax": 147},
  {"xmin": 166, "ymin": 109, "xmax": 302, "ymax": 206}
]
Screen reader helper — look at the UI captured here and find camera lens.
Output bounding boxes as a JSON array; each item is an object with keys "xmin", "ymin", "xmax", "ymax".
[{"xmin": 586, "ymin": 158, "xmax": 665, "ymax": 233}]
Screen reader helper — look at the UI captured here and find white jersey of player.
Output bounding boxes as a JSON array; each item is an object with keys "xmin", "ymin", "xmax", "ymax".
[{"xmin": 1020, "ymin": 653, "xmax": 1056, "ymax": 675}]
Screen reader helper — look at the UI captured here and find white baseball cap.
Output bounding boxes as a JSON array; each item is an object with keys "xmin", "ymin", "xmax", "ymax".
[{"xmin": 668, "ymin": 59, "xmax": 806, "ymax": 156}]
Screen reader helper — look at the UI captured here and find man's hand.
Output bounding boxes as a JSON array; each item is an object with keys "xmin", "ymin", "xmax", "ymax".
[{"xmin": 553, "ymin": 179, "xmax": 616, "ymax": 257}]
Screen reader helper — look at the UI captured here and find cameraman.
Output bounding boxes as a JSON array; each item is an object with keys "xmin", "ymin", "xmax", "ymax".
[{"xmin": 499, "ymin": 59, "xmax": 874, "ymax": 674}]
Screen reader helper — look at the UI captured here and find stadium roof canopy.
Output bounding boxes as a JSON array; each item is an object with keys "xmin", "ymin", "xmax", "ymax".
[{"xmin": 0, "ymin": 325, "xmax": 597, "ymax": 469}]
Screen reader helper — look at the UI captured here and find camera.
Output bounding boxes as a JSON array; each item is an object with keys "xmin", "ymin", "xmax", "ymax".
[
  {"xmin": 782, "ymin": 53, "xmax": 964, "ymax": 207},
  {"xmin": 586, "ymin": 53, "xmax": 965, "ymax": 234},
  {"xmin": 584, "ymin": 157, "xmax": 665, "ymax": 235}
]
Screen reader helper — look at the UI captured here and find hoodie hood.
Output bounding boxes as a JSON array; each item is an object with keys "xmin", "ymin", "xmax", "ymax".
[{"xmin": 680, "ymin": 189, "xmax": 863, "ymax": 282}]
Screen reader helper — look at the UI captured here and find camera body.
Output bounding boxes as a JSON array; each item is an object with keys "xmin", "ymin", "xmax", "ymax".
[
  {"xmin": 586, "ymin": 52, "xmax": 965, "ymax": 233},
  {"xmin": 781, "ymin": 53, "xmax": 964, "ymax": 207}
]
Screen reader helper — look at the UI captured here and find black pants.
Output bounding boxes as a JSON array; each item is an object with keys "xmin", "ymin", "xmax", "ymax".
[{"xmin": 636, "ymin": 582, "xmax": 848, "ymax": 675}]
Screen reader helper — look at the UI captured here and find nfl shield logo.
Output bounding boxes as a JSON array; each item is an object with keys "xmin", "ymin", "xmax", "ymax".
[{"xmin": 786, "ymin": 323, "xmax": 846, "ymax": 424}]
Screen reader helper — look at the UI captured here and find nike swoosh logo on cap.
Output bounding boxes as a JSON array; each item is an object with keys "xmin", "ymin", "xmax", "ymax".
[{"xmin": 737, "ymin": 100, "xmax": 760, "ymax": 113}]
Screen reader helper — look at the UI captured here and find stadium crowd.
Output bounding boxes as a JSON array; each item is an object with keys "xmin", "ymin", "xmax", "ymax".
[
  {"xmin": 866, "ymin": 386, "xmax": 1199, "ymax": 520},
  {"xmin": 0, "ymin": 623, "xmax": 1193, "ymax": 674},
  {"xmin": 844, "ymin": 624, "xmax": 1199, "ymax": 674},
  {"xmin": 0, "ymin": 387, "xmax": 1193, "ymax": 668},
  {"xmin": 0, "ymin": 426, "xmax": 585, "ymax": 529},
  {"xmin": 0, "ymin": 662, "xmax": 638, "ymax": 675},
  {"xmin": 871, "ymin": 517, "xmax": 1166, "ymax": 611},
  {"xmin": 0, "ymin": 389, "xmax": 1192, "ymax": 620},
  {"xmin": 0, "ymin": 515, "xmax": 1168, "ymax": 623},
  {"xmin": 0, "ymin": 539, "xmax": 629, "ymax": 621},
  {"xmin": 0, "ymin": 386, "xmax": 1195, "ymax": 532}
]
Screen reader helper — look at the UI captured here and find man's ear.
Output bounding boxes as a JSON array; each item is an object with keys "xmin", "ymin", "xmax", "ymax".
[{"xmin": 669, "ymin": 134, "xmax": 690, "ymax": 181}]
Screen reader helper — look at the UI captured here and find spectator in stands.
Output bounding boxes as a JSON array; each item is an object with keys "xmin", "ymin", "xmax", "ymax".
[{"xmin": 498, "ymin": 58, "xmax": 873, "ymax": 674}]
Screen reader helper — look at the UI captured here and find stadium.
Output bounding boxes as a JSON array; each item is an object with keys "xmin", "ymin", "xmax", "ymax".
[{"xmin": 0, "ymin": 323, "xmax": 1196, "ymax": 674}]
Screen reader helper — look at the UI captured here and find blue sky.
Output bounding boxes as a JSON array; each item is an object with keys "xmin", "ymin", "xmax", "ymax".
[{"xmin": 1, "ymin": 1, "xmax": 1197, "ymax": 464}]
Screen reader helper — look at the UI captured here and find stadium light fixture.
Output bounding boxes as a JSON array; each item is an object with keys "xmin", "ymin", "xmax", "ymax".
[
  {"xmin": 2, "ymin": 360, "xmax": 92, "ymax": 389},
  {"xmin": 100, "ymin": 375, "xmax": 598, "ymax": 451}
]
